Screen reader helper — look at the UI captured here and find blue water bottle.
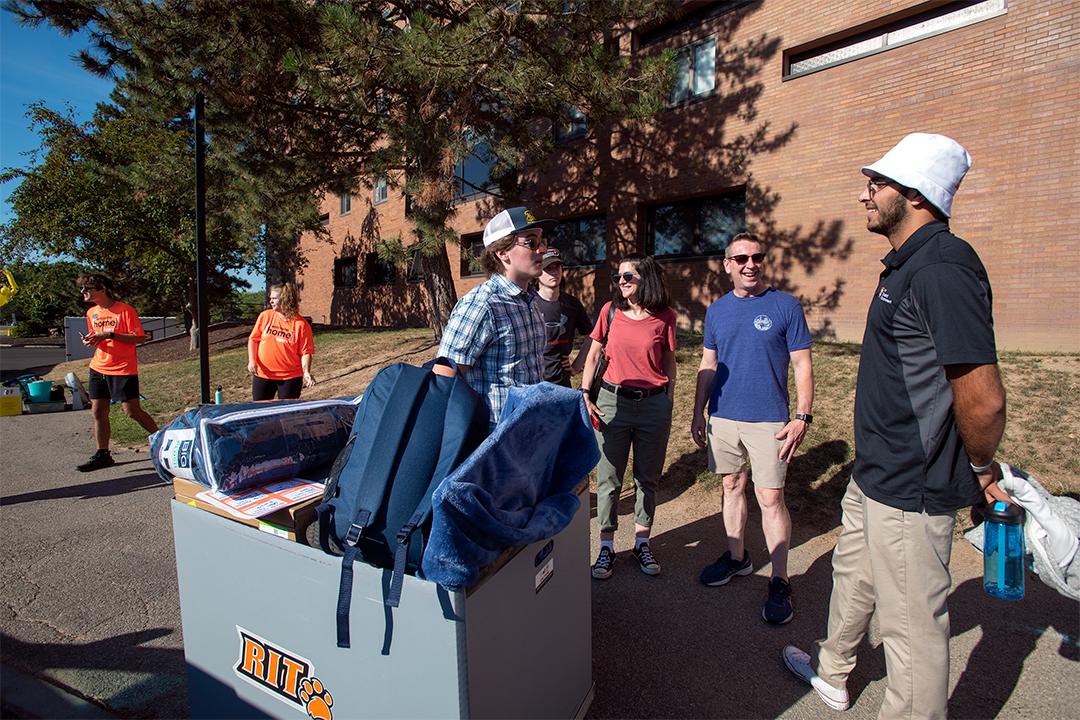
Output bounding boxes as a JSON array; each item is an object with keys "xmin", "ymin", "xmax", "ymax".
[
  {"xmin": 983, "ymin": 501, "xmax": 1025, "ymax": 600},
  {"xmin": 214, "ymin": 386, "xmax": 223, "ymax": 405}
]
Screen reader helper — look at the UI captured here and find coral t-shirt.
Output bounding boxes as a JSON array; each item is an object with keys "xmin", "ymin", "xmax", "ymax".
[
  {"xmin": 249, "ymin": 310, "xmax": 315, "ymax": 380},
  {"xmin": 86, "ymin": 301, "xmax": 144, "ymax": 376}
]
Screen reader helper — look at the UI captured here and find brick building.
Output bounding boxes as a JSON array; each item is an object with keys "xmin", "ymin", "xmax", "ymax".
[{"xmin": 296, "ymin": 0, "xmax": 1078, "ymax": 352}]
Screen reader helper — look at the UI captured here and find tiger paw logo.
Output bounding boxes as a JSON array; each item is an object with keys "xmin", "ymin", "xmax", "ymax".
[
  {"xmin": 234, "ymin": 627, "xmax": 335, "ymax": 719},
  {"xmin": 299, "ymin": 677, "xmax": 333, "ymax": 720}
]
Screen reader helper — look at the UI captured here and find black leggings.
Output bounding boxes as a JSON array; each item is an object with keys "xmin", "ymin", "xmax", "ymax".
[{"xmin": 252, "ymin": 375, "xmax": 303, "ymax": 401}]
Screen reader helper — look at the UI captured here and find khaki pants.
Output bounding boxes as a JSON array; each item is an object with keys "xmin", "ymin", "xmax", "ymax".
[{"xmin": 812, "ymin": 479, "xmax": 955, "ymax": 720}]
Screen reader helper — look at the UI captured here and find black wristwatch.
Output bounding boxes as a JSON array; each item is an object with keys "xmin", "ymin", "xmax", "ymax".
[
  {"xmin": 107, "ymin": 331, "xmax": 115, "ymax": 340},
  {"xmin": 795, "ymin": 413, "xmax": 813, "ymax": 424}
]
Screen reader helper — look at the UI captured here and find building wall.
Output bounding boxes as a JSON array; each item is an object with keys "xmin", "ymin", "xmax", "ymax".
[{"xmin": 297, "ymin": 0, "xmax": 1079, "ymax": 351}]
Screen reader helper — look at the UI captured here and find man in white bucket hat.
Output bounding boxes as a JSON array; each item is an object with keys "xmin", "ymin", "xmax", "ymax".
[
  {"xmin": 437, "ymin": 207, "xmax": 558, "ymax": 426},
  {"xmin": 783, "ymin": 134, "xmax": 1010, "ymax": 718}
]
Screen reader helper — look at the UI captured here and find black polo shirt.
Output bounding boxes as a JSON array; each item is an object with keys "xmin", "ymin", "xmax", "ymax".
[{"xmin": 853, "ymin": 221, "xmax": 997, "ymax": 513}]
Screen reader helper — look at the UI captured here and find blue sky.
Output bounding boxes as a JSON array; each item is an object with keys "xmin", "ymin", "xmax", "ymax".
[
  {"xmin": 1, "ymin": 11, "xmax": 114, "ymax": 222},
  {"xmin": 1, "ymin": 10, "xmax": 263, "ymax": 288}
]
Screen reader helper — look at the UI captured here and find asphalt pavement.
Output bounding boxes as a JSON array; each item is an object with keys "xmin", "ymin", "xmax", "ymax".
[{"xmin": 1, "ymin": 406, "xmax": 1077, "ymax": 718}]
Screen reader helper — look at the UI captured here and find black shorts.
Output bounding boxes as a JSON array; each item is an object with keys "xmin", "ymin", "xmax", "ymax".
[
  {"xmin": 88, "ymin": 368, "xmax": 141, "ymax": 402},
  {"xmin": 252, "ymin": 375, "xmax": 303, "ymax": 401}
]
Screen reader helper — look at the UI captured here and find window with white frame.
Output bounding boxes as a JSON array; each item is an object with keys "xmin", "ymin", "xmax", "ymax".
[
  {"xmin": 374, "ymin": 176, "xmax": 388, "ymax": 205},
  {"xmin": 340, "ymin": 193, "xmax": 351, "ymax": 216},
  {"xmin": 785, "ymin": 0, "xmax": 1006, "ymax": 78},
  {"xmin": 669, "ymin": 37, "xmax": 716, "ymax": 106}
]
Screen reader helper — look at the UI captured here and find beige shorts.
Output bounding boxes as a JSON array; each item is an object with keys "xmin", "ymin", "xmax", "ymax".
[{"xmin": 706, "ymin": 417, "xmax": 788, "ymax": 489}]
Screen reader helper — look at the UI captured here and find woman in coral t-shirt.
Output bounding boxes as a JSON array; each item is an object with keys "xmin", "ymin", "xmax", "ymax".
[
  {"xmin": 247, "ymin": 282, "xmax": 316, "ymax": 400},
  {"xmin": 580, "ymin": 253, "xmax": 677, "ymax": 581}
]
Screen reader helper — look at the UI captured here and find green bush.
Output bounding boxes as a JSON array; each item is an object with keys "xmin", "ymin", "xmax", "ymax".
[{"xmin": 9, "ymin": 319, "xmax": 47, "ymax": 338}]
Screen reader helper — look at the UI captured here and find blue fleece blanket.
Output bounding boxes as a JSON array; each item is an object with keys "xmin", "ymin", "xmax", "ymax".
[{"xmin": 421, "ymin": 382, "xmax": 600, "ymax": 591}]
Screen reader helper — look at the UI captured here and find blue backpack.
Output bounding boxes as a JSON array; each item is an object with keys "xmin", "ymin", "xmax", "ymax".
[{"xmin": 315, "ymin": 359, "xmax": 489, "ymax": 648}]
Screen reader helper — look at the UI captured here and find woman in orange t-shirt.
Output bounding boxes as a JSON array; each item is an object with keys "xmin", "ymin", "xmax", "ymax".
[{"xmin": 247, "ymin": 282, "xmax": 316, "ymax": 400}]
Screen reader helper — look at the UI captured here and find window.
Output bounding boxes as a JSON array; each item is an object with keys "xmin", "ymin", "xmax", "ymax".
[
  {"xmin": 334, "ymin": 257, "xmax": 358, "ymax": 288},
  {"xmin": 340, "ymin": 193, "xmax": 351, "ymax": 216},
  {"xmin": 638, "ymin": 1, "xmax": 752, "ymax": 48},
  {"xmin": 647, "ymin": 191, "xmax": 745, "ymax": 259},
  {"xmin": 374, "ymin": 176, "xmax": 388, "ymax": 205},
  {"xmin": 554, "ymin": 106, "xmax": 587, "ymax": 144},
  {"xmin": 669, "ymin": 37, "xmax": 716, "ymax": 106},
  {"xmin": 459, "ymin": 233, "xmax": 484, "ymax": 278},
  {"xmin": 319, "ymin": 213, "xmax": 330, "ymax": 226},
  {"xmin": 544, "ymin": 214, "xmax": 607, "ymax": 266},
  {"xmin": 408, "ymin": 249, "xmax": 424, "ymax": 284},
  {"xmin": 785, "ymin": 0, "xmax": 1006, "ymax": 79},
  {"xmin": 365, "ymin": 252, "xmax": 396, "ymax": 286},
  {"xmin": 453, "ymin": 132, "xmax": 498, "ymax": 204}
]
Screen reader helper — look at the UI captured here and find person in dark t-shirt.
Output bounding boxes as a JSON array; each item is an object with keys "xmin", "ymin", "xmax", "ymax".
[{"xmin": 533, "ymin": 249, "xmax": 594, "ymax": 387}]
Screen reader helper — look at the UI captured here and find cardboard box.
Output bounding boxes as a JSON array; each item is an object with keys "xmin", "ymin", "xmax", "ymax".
[
  {"xmin": 0, "ymin": 387, "xmax": 20, "ymax": 416},
  {"xmin": 172, "ymin": 477, "xmax": 319, "ymax": 543}
]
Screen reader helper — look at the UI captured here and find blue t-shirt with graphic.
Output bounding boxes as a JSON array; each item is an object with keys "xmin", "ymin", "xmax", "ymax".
[{"xmin": 703, "ymin": 287, "xmax": 812, "ymax": 422}]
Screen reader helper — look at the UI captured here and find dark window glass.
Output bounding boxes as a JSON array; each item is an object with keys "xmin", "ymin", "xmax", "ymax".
[
  {"xmin": 459, "ymin": 233, "xmax": 484, "ymax": 277},
  {"xmin": 334, "ymin": 257, "xmax": 358, "ymax": 288},
  {"xmin": 554, "ymin": 106, "xmax": 587, "ymax": 144},
  {"xmin": 647, "ymin": 191, "xmax": 745, "ymax": 259},
  {"xmin": 545, "ymin": 214, "xmax": 607, "ymax": 266},
  {"xmin": 408, "ymin": 250, "xmax": 424, "ymax": 284},
  {"xmin": 319, "ymin": 213, "xmax": 330, "ymax": 226},
  {"xmin": 365, "ymin": 253, "xmax": 396, "ymax": 286}
]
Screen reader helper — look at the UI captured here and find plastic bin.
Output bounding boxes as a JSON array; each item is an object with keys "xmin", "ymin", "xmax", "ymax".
[
  {"xmin": 171, "ymin": 480, "xmax": 592, "ymax": 719},
  {"xmin": 27, "ymin": 380, "xmax": 52, "ymax": 402}
]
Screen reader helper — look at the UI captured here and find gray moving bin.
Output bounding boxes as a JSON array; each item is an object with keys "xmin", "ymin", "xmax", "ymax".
[{"xmin": 172, "ymin": 480, "xmax": 592, "ymax": 719}]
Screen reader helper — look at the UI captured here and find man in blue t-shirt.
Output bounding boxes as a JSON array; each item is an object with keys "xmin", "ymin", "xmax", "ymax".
[{"xmin": 691, "ymin": 232, "xmax": 814, "ymax": 625}]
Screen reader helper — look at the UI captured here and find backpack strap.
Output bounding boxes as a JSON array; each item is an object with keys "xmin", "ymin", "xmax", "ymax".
[
  {"xmin": 386, "ymin": 373, "xmax": 481, "ymax": 607},
  {"xmin": 335, "ymin": 365, "xmax": 428, "ymax": 648}
]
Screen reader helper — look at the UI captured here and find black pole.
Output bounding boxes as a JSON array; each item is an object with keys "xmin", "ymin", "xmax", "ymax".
[{"xmin": 195, "ymin": 94, "xmax": 210, "ymax": 404}]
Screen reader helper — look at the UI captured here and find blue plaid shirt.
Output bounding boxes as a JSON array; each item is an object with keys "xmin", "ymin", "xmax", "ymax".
[{"xmin": 439, "ymin": 273, "xmax": 545, "ymax": 425}]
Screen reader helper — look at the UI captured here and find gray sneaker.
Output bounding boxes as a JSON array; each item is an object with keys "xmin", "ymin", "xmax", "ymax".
[{"xmin": 782, "ymin": 645, "xmax": 850, "ymax": 711}]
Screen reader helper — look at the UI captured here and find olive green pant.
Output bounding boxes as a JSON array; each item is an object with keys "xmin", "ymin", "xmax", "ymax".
[{"xmin": 593, "ymin": 387, "xmax": 673, "ymax": 533}]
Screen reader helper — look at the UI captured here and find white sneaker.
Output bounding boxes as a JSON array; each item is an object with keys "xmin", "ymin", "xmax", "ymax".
[{"xmin": 783, "ymin": 645, "xmax": 851, "ymax": 711}]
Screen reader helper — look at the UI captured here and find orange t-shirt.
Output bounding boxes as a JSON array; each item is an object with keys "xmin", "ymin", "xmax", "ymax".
[
  {"xmin": 249, "ymin": 310, "xmax": 315, "ymax": 380},
  {"xmin": 87, "ymin": 301, "xmax": 144, "ymax": 375}
]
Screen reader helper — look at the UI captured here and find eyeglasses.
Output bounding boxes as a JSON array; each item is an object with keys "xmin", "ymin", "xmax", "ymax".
[
  {"xmin": 612, "ymin": 272, "xmax": 639, "ymax": 283},
  {"xmin": 866, "ymin": 179, "xmax": 890, "ymax": 198},
  {"xmin": 726, "ymin": 253, "xmax": 765, "ymax": 265},
  {"xmin": 79, "ymin": 285, "xmax": 100, "ymax": 292},
  {"xmin": 514, "ymin": 236, "xmax": 547, "ymax": 251}
]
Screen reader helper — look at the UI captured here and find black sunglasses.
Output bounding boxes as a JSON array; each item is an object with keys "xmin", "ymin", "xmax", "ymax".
[
  {"xmin": 612, "ymin": 272, "xmax": 639, "ymax": 283},
  {"xmin": 727, "ymin": 253, "xmax": 765, "ymax": 265}
]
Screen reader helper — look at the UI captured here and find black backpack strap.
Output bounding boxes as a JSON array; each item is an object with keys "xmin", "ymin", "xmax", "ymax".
[
  {"xmin": 335, "ymin": 365, "xmax": 429, "ymax": 648},
  {"xmin": 386, "ymin": 373, "xmax": 483, "ymax": 608}
]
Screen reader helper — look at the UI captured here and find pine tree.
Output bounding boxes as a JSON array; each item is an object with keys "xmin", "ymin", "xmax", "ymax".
[{"xmin": 7, "ymin": 0, "xmax": 676, "ymax": 336}]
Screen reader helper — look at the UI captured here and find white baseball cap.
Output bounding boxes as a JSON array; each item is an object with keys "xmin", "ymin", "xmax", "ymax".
[
  {"xmin": 483, "ymin": 207, "xmax": 558, "ymax": 247},
  {"xmin": 862, "ymin": 133, "xmax": 971, "ymax": 218}
]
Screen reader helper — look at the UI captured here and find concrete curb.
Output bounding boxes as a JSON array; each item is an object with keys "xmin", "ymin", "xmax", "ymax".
[{"xmin": 1, "ymin": 665, "xmax": 117, "ymax": 719}]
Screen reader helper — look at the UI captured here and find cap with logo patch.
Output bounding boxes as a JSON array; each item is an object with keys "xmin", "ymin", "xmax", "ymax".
[{"xmin": 483, "ymin": 207, "xmax": 559, "ymax": 247}]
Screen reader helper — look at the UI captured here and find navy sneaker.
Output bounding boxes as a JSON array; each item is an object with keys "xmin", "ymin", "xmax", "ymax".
[
  {"xmin": 763, "ymin": 576, "xmax": 794, "ymax": 624},
  {"xmin": 77, "ymin": 450, "xmax": 115, "ymax": 472},
  {"xmin": 633, "ymin": 543, "xmax": 661, "ymax": 575},
  {"xmin": 592, "ymin": 546, "xmax": 615, "ymax": 579},
  {"xmin": 700, "ymin": 550, "xmax": 753, "ymax": 586}
]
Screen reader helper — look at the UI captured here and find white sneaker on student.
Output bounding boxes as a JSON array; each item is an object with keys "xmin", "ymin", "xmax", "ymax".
[{"xmin": 783, "ymin": 645, "xmax": 850, "ymax": 711}]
